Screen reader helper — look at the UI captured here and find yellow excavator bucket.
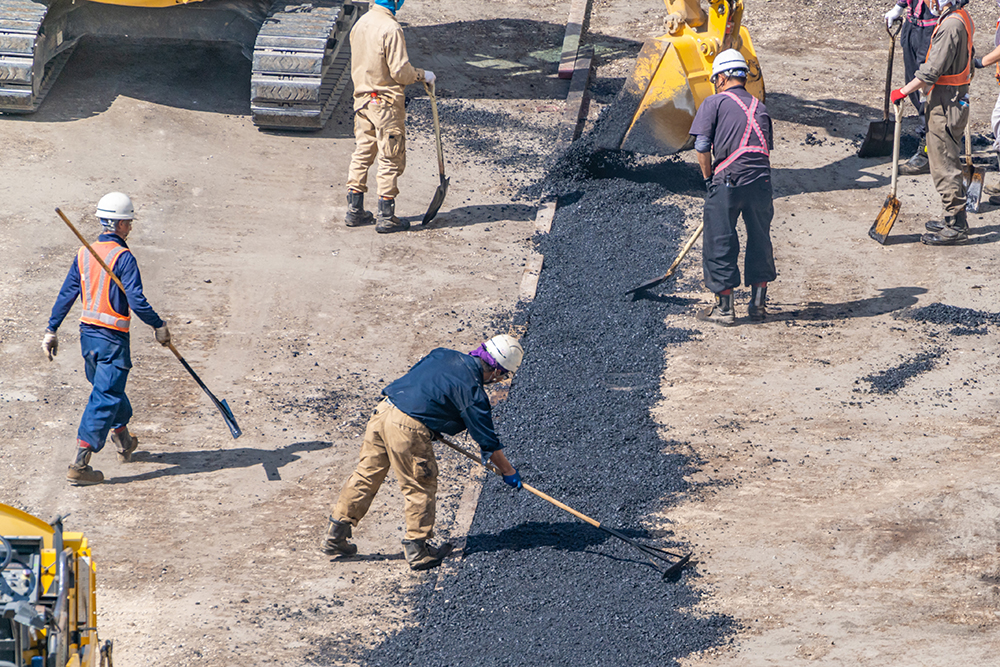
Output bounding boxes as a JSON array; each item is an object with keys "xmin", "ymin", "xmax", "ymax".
[{"xmin": 596, "ymin": 0, "xmax": 764, "ymax": 155}]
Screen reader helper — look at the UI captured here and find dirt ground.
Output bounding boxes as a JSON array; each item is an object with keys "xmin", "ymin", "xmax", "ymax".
[{"xmin": 4, "ymin": 0, "xmax": 1000, "ymax": 663}]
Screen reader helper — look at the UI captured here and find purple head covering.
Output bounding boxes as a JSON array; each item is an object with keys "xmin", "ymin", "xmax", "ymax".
[{"xmin": 469, "ymin": 343, "xmax": 503, "ymax": 371}]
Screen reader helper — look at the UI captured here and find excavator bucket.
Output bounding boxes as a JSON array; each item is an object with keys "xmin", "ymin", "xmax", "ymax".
[{"xmin": 595, "ymin": 0, "xmax": 764, "ymax": 155}]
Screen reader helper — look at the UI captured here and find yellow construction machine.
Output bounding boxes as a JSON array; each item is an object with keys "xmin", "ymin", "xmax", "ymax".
[
  {"xmin": 0, "ymin": 0, "xmax": 367, "ymax": 129},
  {"xmin": 0, "ymin": 504, "xmax": 111, "ymax": 667},
  {"xmin": 596, "ymin": 0, "xmax": 764, "ymax": 154}
]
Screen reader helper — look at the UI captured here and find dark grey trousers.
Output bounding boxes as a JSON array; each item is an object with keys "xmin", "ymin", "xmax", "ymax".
[
  {"xmin": 902, "ymin": 20, "xmax": 934, "ymax": 137},
  {"xmin": 702, "ymin": 176, "xmax": 776, "ymax": 294}
]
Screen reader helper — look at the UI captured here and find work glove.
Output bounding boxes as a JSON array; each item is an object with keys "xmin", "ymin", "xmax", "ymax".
[
  {"xmin": 424, "ymin": 70, "xmax": 436, "ymax": 85},
  {"xmin": 890, "ymin": 88, "xmax": 907, "ymax": 105},
  {"xmin": 154, "ymin": 323, "xmax": 171, "ymax": 347},
  {"xmin": 884, "ymin": 4, "xmax": 905, "ymax": 28},
  {"xmin": 42, "ymin": 331, "xmax": 58, "ymax": 361},
  {"xmin": 974, "ymin": 57, "xmax": 985, "ymax": 69},
  {"xmin": 502, "ymin": 469, "xmax": 522, "ymax": 490}
]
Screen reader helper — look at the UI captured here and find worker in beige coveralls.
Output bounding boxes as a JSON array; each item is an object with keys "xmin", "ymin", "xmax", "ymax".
[
  {"xmin": 892, "ymin": 0, "xmax": 974, "ymax": 245},
  {"xmin": 343, "ymin": 0, "xmax": 434, "ymax": 234}
]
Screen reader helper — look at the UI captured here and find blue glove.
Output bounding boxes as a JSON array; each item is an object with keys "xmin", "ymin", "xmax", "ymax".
[{"xmin": 502, "ymin": 469, "xmax": 522, "ymax": 490}]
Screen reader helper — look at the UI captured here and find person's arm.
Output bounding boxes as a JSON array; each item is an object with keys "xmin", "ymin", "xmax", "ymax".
[
  {"xmin": 384, "ymin": 27, "xmax": 423, "ymax": 85},
  {"xmin": 975, "ymin": 43, "xmax": 1000, "ymax": 68},
  {"xmin": 697, "ymin": 149, "xmax": 713, "ymax": 179},
  {"xmin": 47, "ymin": 258, "xmax": 81, "ymax": 333},
  {"xmin": 461, "ymin": 389, "xmax": 503, "ymax": 454},
  {"xmin": 488, "ymin": 449, "xmax": 516, "ymax": 476},
  {"xmin": 113, "ymin": 252, "xmax": 164, "ymax": 329}
]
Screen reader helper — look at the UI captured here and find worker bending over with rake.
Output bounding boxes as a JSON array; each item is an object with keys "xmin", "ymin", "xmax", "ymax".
[
  {"xmin": 690, "ymin": 49, "xmax": 776, "ymax": 327},
  {"xmin": 322, "ymin": 334, "xmax": 524, "ymax": 571},
  {"xmin": 43, "ymin": 193, "xmax": 171, "ymax": 486},
  {"xmin": 892, "ymin": 0, "xmax": 974, "ymax": 245},
  {"xmin": 343, "ymin": 0, "xmax": 434, "ymax": 234}
]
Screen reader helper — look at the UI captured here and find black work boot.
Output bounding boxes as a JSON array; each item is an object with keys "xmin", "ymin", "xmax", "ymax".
[
  {"xmin": 111, "ymin": 426, "xmax": 138, "ymax": 463},
  {"xmin": 747, "ymin": 284, "xmax": 768, "ymax": 322},
  {"xmin": 402, "ymin": 539, "xmax": 454, "ymax": 571},
  {"xmin": 898, "ymin": 137, "xmax": 929, "ymax": 176},
  {"xmin": 67, "ymin": 446, "xmax": 104, "ymax": 486},
  {"xmin": 696, "ymin": 292, "xmax": 735, "ymax": 327},
  {"xmin": 345, "ymin": 190, "xmax": 374, "ymax": 227},
  {"xmin": 375, "ymin": 197, "xmax": 409, "ymax": 234},
  {"xmin": 320, "ymin": 518, "xmax": 358, "ymax": 557},
  {"xmin": 922, "ymin": 211, "xmax": 969, "ymax": 245}
]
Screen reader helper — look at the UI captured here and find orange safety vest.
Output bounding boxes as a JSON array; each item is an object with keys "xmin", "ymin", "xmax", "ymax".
[
  {"xmin": 77, "ymin": 242, "xmax": 131, "ymax": 332},
  {"xmin": 925, "ymin": 8, "xmax": 974, "ymax": 87}
]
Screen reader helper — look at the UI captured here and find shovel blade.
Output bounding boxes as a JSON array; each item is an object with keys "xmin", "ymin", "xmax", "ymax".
[
  {"xmin": 858, "ymin": 120, "xmax": 895, "ymax": 158},
  {"xmin": 869, "ymin": 194, "xmax": 900, "ymax": 244},
  {"xmin": 422, "ymin": 175, "xmax": 449, "ymax": 225},
  {"xmin": 966, "ymin": 168, "xmax": 984, "ymax": 213},
  {"xmin": 217, "ymin": 398, "xmax": 243, "ymax": 439},
  {"xmin": 625, "ymin": 267, "xmax": 676, "ymax": 295}
]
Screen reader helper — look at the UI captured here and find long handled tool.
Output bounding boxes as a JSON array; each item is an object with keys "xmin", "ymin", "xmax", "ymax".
[
  {"xmin": 859, "ymin": 21, "xmax": 902, "ymax": 158},
  {"xmin": 421, "ymin": 81, "xmax": 449, "ymax": 225},
  {"xmin": 964, "ymin": 125, "xmax": 984, "ymax": 213},
  {"xmin": 55, "ymin": 207, "xmax": 242, "ymax": 439},
  {"xmin": 626, "ymin": 220, "xmax": 704, "ymax": 295},
  {"xmin": 438, "ymin": 435, "xmax": 691, "ymax": 578},
  {"xmin": 869, "ymin": 102, "xmax": 904, "ymax": 244}
]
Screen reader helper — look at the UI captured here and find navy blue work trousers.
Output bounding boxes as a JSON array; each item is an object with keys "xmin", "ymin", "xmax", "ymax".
[
  {"xmin": 702, "ymin": 176, "xmax": 776, "ymax": 294},
  {"xmin": 77, "ymin": 331, "xmax": 132, "ymax": 451}
]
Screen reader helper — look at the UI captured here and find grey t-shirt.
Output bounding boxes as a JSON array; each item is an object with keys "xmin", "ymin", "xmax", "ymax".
[{"xmin": 690, "ymin": 85, "xmax": 773, "ymax": 187}]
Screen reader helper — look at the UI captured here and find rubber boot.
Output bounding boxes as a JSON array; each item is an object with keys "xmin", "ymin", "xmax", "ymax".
[
  {"xmin": 922, "ymin": 210, "xmax": 969, "ymax": 245},
  {"xmin": 747, "ymin": 284, "xmax": 768, "ymax": 322},
  {"xmin": 375, "ymin": 197, "xmax": 409, "ymax": 234},
  {"xmin": 345, "ymin": 190, "xmax": 374, "ymax": 227},
  {"xmin": 402, "ymin": 538, "xmax": 454, "ymax": 571},
  {"xmin": 320, "ymin": 518, "xmax": 358, "ymax": 556},
  {"xmin": 111, "ymin": 426, "xmax": 138, "ymax": 463},
  {"xmin": 67, "ymin": 445, "xmax": 104, "ymax": 486},
  {"xmin": 696, "ymin": 292, "xmax": 735, "ymax": 327},
  {"xmin": 898, "ymin": 136, "xmax": 929, "ymax": 176}
]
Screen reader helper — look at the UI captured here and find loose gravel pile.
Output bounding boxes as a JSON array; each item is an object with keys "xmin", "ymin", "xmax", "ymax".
[
  {"xmin": 861, "ymin": 350, "xmax": 943, "ymax": 395},
  {"xmin": 909, "ymin": 303, "xmax": 1000, "ymax": 328}
]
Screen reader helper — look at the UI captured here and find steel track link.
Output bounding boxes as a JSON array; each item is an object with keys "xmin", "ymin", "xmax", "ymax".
[{"xmin": 0, "ymin": 0, "xmax": 78, "ymax": 113}]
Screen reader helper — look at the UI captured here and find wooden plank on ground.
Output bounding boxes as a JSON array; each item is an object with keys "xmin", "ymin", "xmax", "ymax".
[
  {"xmin": 557, "ymin": 45, "xmax": 593, "ymax": 147},
  {"xmin": 558, "ymin": 0, "xmax": 593, "ymax": 79}
]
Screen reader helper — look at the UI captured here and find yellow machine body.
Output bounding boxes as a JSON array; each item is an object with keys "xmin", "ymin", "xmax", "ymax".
[{"xmin": 598, "ymin": 0, "xmax": 764, "ymax": 155}]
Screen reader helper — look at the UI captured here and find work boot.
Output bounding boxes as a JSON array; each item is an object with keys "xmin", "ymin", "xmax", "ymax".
[
  {"xmin": 922, "ymin": 211, "xmax": 969, "ymax": 245},
  {"xmin": 320, "ymin": 518, "xmax": 358, "ymax": 557},
  {"xmin": 747, "ymin": 284, "xmax": 768, "ymax": 322},
  {"xmin": 67, "ymin": 446, "xmax": 104, "ymax": 486},
  {"xmin": 898, "ymin": 137, "xmax": 929, "ymax": 176},
  {"xmin": 375, "ymin": 197, "xmax": 409, "ymax": 234},
  {"xmin": 402, "ymin": 538, "xmax": 454, "ymax": 571},
  {"xmin": 345, "ymin": 190, "xmax": 374, "ymax": 227},
  {"xmin": 111, "ymin": 426, "xmax": 138, "ymax": 463},
  {"xmin": 696, "ymin": 292, "xmax": 735, "ymax": 327}
]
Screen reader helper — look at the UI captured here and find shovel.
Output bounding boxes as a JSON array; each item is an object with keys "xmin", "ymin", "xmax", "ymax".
[
  {"xmin": 859, "ymin": 21, "xmax": 902, "ymax": 158},
  {"xmin": 964, "ymin": 126, "xmax": 984, "ymax": 213},
  {"xmin": 869, "ymin": 102, "xmax": 904, "ymax": 244},
  {"xmin": 626, "ymin": 221, "xmax": 704, "ymax": 295},
  {"xmin": 55, "ymin": 207, "xmax": 242, "ymax": 439},
  {"xmin": 437, "ymin": 435, "xmax": 691, "ymax": 579},
  {"xmin": 422, "ymin": 81, "xmax": 449, "ymax": 225}
]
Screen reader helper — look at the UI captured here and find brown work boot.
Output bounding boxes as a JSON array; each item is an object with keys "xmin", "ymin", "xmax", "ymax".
[
  {"xmin": 345, "ymin": 190, "xmax": 374, "ymax": 227},
  {"xmin": 897, "ymin": 153, "xmax": 929, "ymax": 176},
  {"xmin": 402, "ymin": 539, "xmax": 454, "ymax": 571},
  {"xmin": 320, "ymin": 518, "xmax": 358, "ymax": 557},
  {"xmin": 67, "ymin": 446, "xmax": 104, "ymax": 486},
  {"xmin": 747, "ymin": 284, "xmax": 768, "ymax": 322},
  {"xmin": 696, "ymin": 292, "xmax": 735, "ymax": 327},
  {"xmin": 375, "ymin": 197, "xmax": 409, "ymax": 234},
  {"xmin": 922, "ymin": 211, "xmax": 969, "ymax": 246},
  {"xmin": 111, "ymin": 426, "xmax": 139, "ymax": 463}
]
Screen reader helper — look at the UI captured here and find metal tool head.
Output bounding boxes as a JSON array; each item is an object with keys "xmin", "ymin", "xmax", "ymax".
[
  {"xmin": 965, "ymin": 166, "xmax": 984, "ymax": 213},
  {"xmin": 422, "ymin": 174, "xmax": 449, "ymax": 225},
  {"xmin": 858, "ymin": 119, "xmax": 895, "ymax": 158},
  {"xmin": 869, "ymin": 194, "xmax": 900, "ymax": 245},
  {"xmin": 219, "ymin": 399, "xmax": 242, "ymax": 439},
  {"xmin": 661, "ymin": 553, "xmax": 692, "ymax": 580}
]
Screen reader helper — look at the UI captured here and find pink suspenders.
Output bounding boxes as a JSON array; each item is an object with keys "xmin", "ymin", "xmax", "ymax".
[{"xmin": 714, "ymin": 91, "xmax": 769, "ymax": 175}]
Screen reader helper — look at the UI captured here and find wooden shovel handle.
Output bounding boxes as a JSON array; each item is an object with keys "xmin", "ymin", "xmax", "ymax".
[
  {"xmin": 966, "ymin": 125, "xmax": 973, "ymax": 168},
  {"xmin": 423, "ymin": 81, "xmax": 445, "ymax": 176},
  {"xmin": 55, "ymin": 208, "xmax": 126, "ymax": 293}
]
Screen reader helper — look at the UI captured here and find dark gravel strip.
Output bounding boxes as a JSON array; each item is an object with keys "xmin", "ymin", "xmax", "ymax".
[
  {"xmin": 908, "ymin": 302, "xmax": 1000, "ymax": 328},
  {"xmin": 861, "ymin": 350, "xmax": 943, "ymax": 395}
]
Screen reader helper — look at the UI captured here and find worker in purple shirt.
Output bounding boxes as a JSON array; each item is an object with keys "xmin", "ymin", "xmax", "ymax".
[
  {"xmin": 689, "ymin": 49, "xmax": 776, "ymax": 327},
  {"xmin": 43, "ymin": 193, "xmax": 171, "ymax": 486}
]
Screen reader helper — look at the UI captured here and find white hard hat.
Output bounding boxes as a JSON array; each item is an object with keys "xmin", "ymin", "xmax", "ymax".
[
  {"xmin": 96, "ymin": 192, "xmax": 134, "ymax": 221},
  {"xmin": 711, "ymin": 49, "xmax": 749, "ymax": 79},
  {"xmin": 483, "ymin": 334, "xmax": 524, "ymax": 373}
]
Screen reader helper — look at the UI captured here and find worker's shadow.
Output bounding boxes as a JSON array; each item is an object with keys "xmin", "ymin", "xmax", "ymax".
[
  {"xmin": 401, "ymin": 202, "xmax": 539, "ymax": 229},
  {"xmin": 103, "ymin": 440, "xmax": 332, "ymax": 484},
  {"xmin": 880, "ymin": 222, "xmax": 1000, "ymax": 246},
  {"xmin": 768, "ymin": 286, "xmax": 926, "ymax": 322}
]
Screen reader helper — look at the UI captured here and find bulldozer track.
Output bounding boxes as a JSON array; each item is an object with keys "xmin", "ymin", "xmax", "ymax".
[
  {"xmin": 250, "ymin": 0, "xmax": 363, "ymax": 130},
  {"xmin": 0, "ymin": 0, "xmax": 78, "ymax": 113}
]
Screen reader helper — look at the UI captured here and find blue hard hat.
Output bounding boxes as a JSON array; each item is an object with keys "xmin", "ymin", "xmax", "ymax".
[{"xmin": 374, "ymin": 0, "xmax": 404, "ymax": 13}]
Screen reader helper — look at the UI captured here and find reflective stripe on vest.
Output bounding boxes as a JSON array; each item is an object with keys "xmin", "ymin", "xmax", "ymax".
[
  {"xmin": 77, "ymin": 242, "xmax": 131, "ymax": 332},
  {"xmin": 907, "ymin": 0, "xmax": 937, "ymax": 28},
  {"xmin": 713, "ymin": 91, "xmax": 770, "ymax": 175},
  {"xmin": 925, "ymin": 8, "xmax": 973, "ymax": 88}
]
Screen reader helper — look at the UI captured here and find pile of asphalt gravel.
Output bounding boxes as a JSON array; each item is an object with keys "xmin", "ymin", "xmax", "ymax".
[
  {"xmin": 908, "ymin": 302, "xmax": 1000, "ymax": 328},
  {"xmin": 861, "ymin": 350, "xmax": 943, "ymax": 395},
  {"xmin": 343, "ymin": 157, "xmax": 734, "ymax": 665}
]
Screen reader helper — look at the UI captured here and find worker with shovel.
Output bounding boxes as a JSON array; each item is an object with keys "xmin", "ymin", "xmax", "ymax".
[
  {"xmin": 343, "ymin": 0, "xmax": 435, "ymax": 234},
  {"xmin": 891, "ymin": 0, "xmax": 973, "ymax": 245},
  {"xmin": 689, "ymin": 49, "xmax": 776, "ymax": 326},
  {"xmin": 321, "ymin": 334, "xmax": 524, "ymax": 571},
  {"xmin": 43, "ymin": 193, "xmax": 171, "ymax": 486}
]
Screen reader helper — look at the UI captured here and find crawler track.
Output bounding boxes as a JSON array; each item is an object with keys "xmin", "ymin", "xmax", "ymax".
[{"xmin": 0, "ymin": 0, "xmax": 78, "ymax": 113}]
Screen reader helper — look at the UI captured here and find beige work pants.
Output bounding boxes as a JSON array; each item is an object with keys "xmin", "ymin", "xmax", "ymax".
[
  {"xmin": 926, "ymin": 87, "xmax": 969, "ymax": 216},
  {"xmin": 346, "ymin": 97, "xmax": 407, "ymax": 199},
  {"xmin": 333, "ymin": 399, "xmax": 438, "ymax": 541}
]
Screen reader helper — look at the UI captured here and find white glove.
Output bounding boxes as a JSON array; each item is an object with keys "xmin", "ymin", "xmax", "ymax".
[
  {"xmin": 423, "ymin": 70, "xmax": 436, "ymax": 85},
  {"xmin": 885, "ymin": 4, "xmax": 905, "ymax": 28},
  {"xmin": 42, "ymin": 331, "xmax": 58, "ymax": 361},
  {"xmin": 154, "ymin": 323, "xmax": 171, "ymax": 347}
]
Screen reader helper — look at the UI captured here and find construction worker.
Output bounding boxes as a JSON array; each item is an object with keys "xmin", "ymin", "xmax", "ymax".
[
  {"xmin": 43, "ymin": 193, "xmax": 170, "ymax": 485},
  {"xmin": 891, "ymin": 0, "xmax": 974, "ymax": 245},
  {"xmin": 343, "ymin": 0, "xmax": 434, "ymax": 234},
  {"xmin": 689, "ymin": 49, "xmax": 775, "ymax": 327},
  {"xmin": 886, "ymin": 0, "xmax": 939, "ymax": 175},
  {"xmin": 970, "ymin": 24, "xmax": 1000, "ymax": 204},
  {"xmin": 322, "ymin": 334, "xmax": 524, "ymax": 571}
]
